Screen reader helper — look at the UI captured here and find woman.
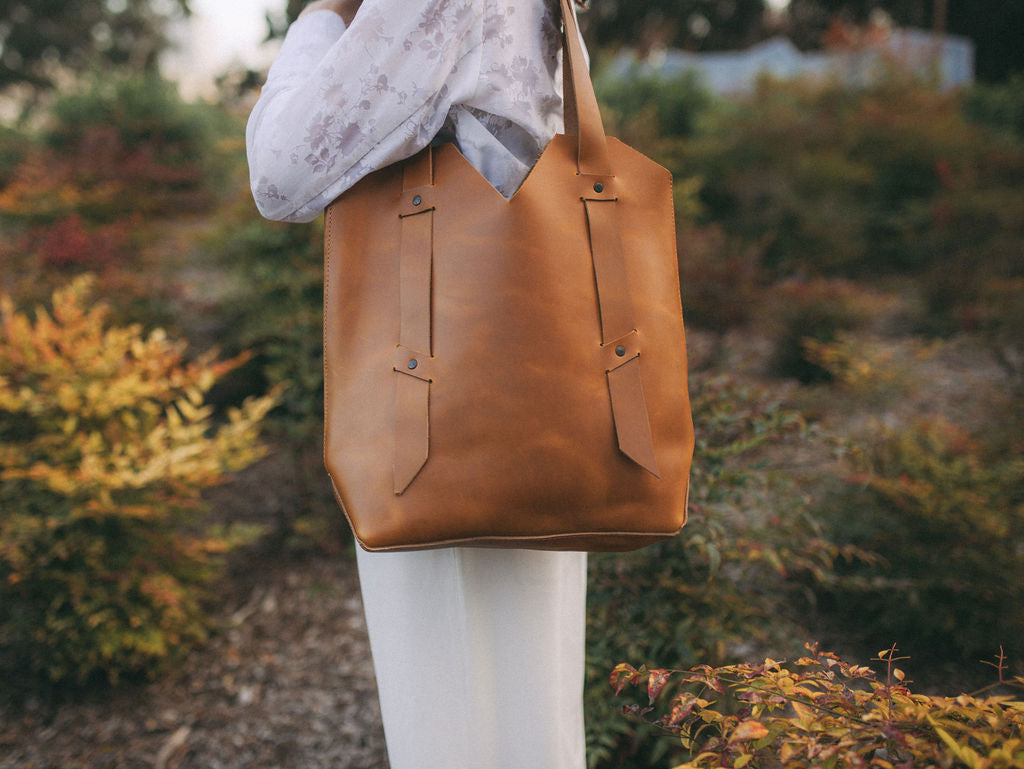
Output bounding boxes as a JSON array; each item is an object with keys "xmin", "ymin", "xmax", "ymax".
[{"xmin": 246, "ymin": 1, "xmax": 589, "ymax": 767}]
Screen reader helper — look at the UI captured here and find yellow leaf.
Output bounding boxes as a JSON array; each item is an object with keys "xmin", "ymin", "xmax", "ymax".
[
  {"xmin": 777, "ymin": 675, "xmax": 796, "ymax": 692},
  {"xmin": 731, "ymin": 721, "xmax": 770, "ymax": 742},
  {"xmin": 928, "ymin": 716, "xmax": 979, "ymax": 767},
  {"xmin": 680, "ymin": 753, "xmax": 719, "ymax": 768},
  {"xmin": 733, "ymin": 754, "xmax": 754, "ymax": 769}
]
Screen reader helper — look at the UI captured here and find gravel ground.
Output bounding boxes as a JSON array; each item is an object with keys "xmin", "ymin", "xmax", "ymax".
[{"xmin": 0, "ymin": 555, "xmax": 389, "ymax": 769}]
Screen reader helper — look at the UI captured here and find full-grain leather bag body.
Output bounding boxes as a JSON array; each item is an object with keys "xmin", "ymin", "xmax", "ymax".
[{"xmin": 323, "ymin": 0, "xmax": 694, "ymax": 551}]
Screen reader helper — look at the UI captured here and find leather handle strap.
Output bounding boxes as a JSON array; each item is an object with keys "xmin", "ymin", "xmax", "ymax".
[{"xmin": 559, "ymin": 0, "xmax": 611, "ymax": 176}]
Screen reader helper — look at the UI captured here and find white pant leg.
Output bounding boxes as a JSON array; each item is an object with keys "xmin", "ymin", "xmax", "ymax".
[{"xmin": 355, "ymin": 546, "xmax": 588, "ymax": 769}]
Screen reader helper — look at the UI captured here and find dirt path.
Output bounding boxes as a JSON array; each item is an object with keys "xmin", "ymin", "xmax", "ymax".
[{"xmin": 0, "ymin": 555, "xmax": 389, "ymax": 769}]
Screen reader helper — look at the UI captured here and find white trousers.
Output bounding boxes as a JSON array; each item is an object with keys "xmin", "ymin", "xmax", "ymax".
[{"xmin": 355, "ymin": 546, "xmax": 588, "ymax": 769}]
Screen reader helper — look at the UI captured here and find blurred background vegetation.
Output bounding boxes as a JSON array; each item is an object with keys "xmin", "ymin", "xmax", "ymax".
[{"xmin": 0, "ymin": 1, "xmax": 1021, "ymax": 767}]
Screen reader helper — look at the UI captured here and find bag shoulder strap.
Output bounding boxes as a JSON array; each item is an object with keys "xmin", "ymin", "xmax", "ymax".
[{"xmin": 559, "ymin": 0, "xmax": 611, "ymax": 176}]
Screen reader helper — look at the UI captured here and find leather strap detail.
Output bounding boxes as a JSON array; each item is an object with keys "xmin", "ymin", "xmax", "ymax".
[
  {"xmin": 607, "ymin": 356, "xmax": 660, "ymax": 477},
  {"xmin": 394, "ymin": 344, "xmax": 434, "ymax": 383},
  {"xmin": 398, "ymin": 211, "xmax": 433, "ymax": 354},
  {"xmin": 584, "ymin": 198, "xmax": 634, "ymax": 344},
  {"xmin": 562, "ymin": 37, "xmax": 577, "ymax": 138},
  {"xmin": 399, "ymin": 185, "xmax": 436, "ymax": 218},
  {"xmin": 600, "ymin": 329, "xmax": 640, "ymax": 371},
  {"xmin": 559, "ymin": 0, "xmax": 611, "ymax": 176},
  {"xmin": 394, "ymin": 148, "xmax": 435, "ymax": 494},
  {"xmin": 584, "ymin": 198, "xmax": 658, "ymax": 475},
  {"xmin": 394, "ymin": 374, "xmax": 430, "ymax": 494}
]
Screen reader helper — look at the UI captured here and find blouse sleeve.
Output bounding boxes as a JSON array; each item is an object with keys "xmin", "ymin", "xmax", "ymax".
[{"xmin": 246, "ymin": 0, "xmax": 484, "ymax": 222}]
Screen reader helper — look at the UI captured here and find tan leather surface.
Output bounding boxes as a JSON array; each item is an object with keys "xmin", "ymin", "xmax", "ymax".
[{"xmin": 321, "ymin": 0, "xmax": 694, "ymax": 551}]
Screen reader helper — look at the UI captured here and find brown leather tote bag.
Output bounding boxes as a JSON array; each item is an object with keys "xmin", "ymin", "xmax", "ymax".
[{"xmin": 323, "ymin": 0, "xmax": 694, "ymax": 551}]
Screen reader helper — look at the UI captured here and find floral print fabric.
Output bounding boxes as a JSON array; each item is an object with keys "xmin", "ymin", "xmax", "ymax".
[{"xmin": 246, "ymin": 0, "xmax": 572, "ymax": 222}]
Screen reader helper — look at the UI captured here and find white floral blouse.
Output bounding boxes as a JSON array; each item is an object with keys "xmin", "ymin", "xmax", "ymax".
[{"xmin": 246, "ymin": 0, "xmax": 580, "ymax": 223}]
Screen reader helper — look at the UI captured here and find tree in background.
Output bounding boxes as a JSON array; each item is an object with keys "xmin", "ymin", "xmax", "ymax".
[
  {"xmin": 0, "ymin": 0, "xmax": 190, "ymax": 97},
  {"xmin": 581, "ymin": 0, "xmax": 768, "ymax": 55},
  {"xmin": 582, "ymin": 0, "xmax": 1020, "ymax": 82},
  {"xmin": 265, "ymin": 1, "xmax": 1020, "ymax": 82},
  {"xmin": 784, "ymin": 0, "xmax": 931, "ymax": 49},
  {"xmin": 784, "ymin": 0, "xmax": 1024, "ymax": 81},
  {"xmin": 267, "ymin": 0, "xmax": 768, "ymax": 56}
]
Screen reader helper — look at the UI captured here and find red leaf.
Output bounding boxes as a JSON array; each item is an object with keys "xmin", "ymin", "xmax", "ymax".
[
  {"xmin": 664, "ymin": 693, "xmax": 700, "ymax": 727},
  {"xmin": 610, "ymin": 663, "xmax": 640, "ymax": 696},
  {"xmin": 647, "ymin": 668, "xmax": 671, "ymax": 703}
]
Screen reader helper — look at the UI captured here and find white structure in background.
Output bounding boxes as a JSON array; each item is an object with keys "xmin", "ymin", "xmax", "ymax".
[{"xmin": 616, "ymin": 29, "xmax": 974, "ymax": 93}]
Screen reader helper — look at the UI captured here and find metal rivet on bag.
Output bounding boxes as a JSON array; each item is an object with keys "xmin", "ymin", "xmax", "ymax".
[
  {"xmin": 593, "ymin": 182, "xmax": 604, "ymax": 193},
  {"xmin": 615, "ymin": 345, "xmax": 626, "ymax": 357},
  {"xmin": 412, "ymin": 195, "xmax": 422, "ymax": 206},
  {"xmin": 408, "ymin": 359, "xmax": 418, "ymax": 370}
]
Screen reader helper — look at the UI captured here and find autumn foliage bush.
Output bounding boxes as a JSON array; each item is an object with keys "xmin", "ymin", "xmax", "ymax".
[
  {"xmin": 585, "ymin": 373, "xmax": 869, "ymax": 767},
  {"xmin": 611, "ymin": 644, "xmax": 1024, "ymax": 769},
  {"xmin": 766, "ymin": 278, "xmax": 896, "ymax": 383},
  {"xmin": 812, "ymin": 416, "xmax": 1024, "ymax": 668},
  {"xmin": 23, "ymin": 213, "xmax": 135, "ymax": 270},
  {"xmin": 0, "ymin": 73, "xmax": 228, "ymax": 225},
  {"xmin": 0, "ymin": 277, "xmax": 279, "ymax": 688}
]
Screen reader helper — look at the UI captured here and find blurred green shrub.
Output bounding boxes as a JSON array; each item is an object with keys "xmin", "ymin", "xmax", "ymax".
[
  {"xmin": 974, "ymin": 277, "xmax": 1024, "ymax": 393},
  {"xmin": 585, "ymin": 373, "xmax": 866, "ymax": 768},
  {"xmin": 964, "ymin": 73, "xmax": 1024, "ymax": 139},
  {"xmin": 595, "ymin": 68, "xmax": 1024, "ymax": 349},
  {"xmin": 676, "ymin": 224, "xmax": 764, "ymax": 330},
  {"xmin": 190, "ymin": 204, "xmax": 346, "ymax": 551},
  {"xmin": 0, "ymin": 125, "xmax": 32, "ymax": 188},
  {"xmin": 813, "ymin": 417, "xmax": 1024, "ymax": 668},
  {"xmin": 595, "ymin": 65, "xmax": 712, "ymax": 147},
  {"xmin": 201, "ymin": 207, "xmax": 324, "ymax": 441},
  {"xmin": 666, "ymin": 76, "xmax": 1024, "ymax": 336},
  {"xmin": 0, "ymin": 277, "xmax": 279, "ymax": 689},
  {"xmin": 680, "ymin": 77, "xmax": 962, "ymax": 276}
]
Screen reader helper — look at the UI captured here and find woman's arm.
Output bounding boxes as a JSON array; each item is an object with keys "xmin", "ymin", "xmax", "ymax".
[{"xmin": 246, "ymin": 0, "xmax": 483, "ymax": 222}]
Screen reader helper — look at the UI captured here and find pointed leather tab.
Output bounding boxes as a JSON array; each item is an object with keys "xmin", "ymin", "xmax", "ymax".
[
  {"xmin": 607, "ymin": 357, "xmax": 660, "ymax": 477},
  {"xmin": 394, "ymin": 373, "xmax": 430, "ymax": 494}
]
